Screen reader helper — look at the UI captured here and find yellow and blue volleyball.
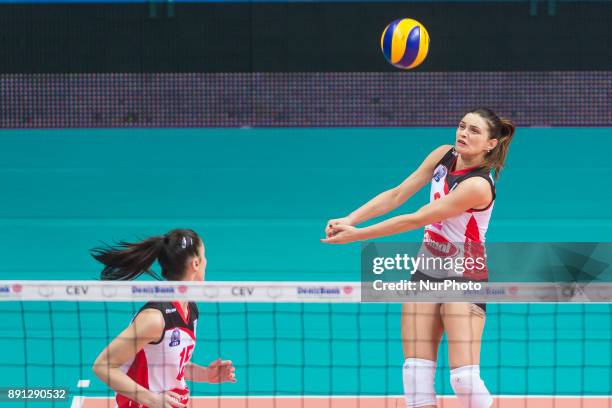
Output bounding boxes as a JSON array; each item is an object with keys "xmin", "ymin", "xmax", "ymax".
[{"xmin": 380, "ymin": 18, "xmax": 430, "ymax": 69}]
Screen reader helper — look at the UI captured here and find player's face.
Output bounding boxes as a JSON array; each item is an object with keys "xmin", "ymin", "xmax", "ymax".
[
  {"xmin": 195, "ymin": 243, "xmax": 207, "ymax": 281},
  {"xmin": 455, "ymin": 113, "xmax": 497, "ymax": 157}
]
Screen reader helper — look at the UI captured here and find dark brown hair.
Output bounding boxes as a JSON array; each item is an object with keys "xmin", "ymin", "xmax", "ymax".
[
  {"xmin": 468, "ymin": 108, "xmax": 516, "ymax": 179},
  {"xmin": 91, "ymin": 229, "xmax": 202, "ymax": 281}
]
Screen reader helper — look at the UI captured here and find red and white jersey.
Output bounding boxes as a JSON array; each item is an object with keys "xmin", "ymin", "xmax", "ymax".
[
  {"xmin": 418, "ymin": 148, "xmax": 495, "ymax": 280},
  {"xmin": 116, "ymin": 301, "xmax": 198, "ymax": 408}
]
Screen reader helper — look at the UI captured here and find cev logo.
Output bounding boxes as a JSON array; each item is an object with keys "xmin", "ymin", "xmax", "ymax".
[
  {"xmin": 66, "ymin": 285, "xmax": 89, "ymax": 295},
  {"xmin": 231, "ymin": 287, "xmax": 254, "ymax": 296}
]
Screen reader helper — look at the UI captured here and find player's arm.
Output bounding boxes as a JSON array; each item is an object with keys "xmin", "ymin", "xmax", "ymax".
[
  {"xmin": 184, "ymin": 359, "xmax": 236, "ymax": 383},
  {"xmin": 323, "ymin": 177, "xmax": 492, "ymax": 243},
  {"xmin": 92, "ymin": 309, "xmax": 185, "ymax": 408},
  {"xmin": 327, "ymin": 145, "xmax": 452, "ymax": 231}
]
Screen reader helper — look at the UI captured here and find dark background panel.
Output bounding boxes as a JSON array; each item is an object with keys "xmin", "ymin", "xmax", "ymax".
[
  {"xmin": 0, "ymin": 2, "xmax": 610, "ymax": 72},
  {"xmin": 3, "ymin": 72, "xmax": 610, "ymax": 128}
]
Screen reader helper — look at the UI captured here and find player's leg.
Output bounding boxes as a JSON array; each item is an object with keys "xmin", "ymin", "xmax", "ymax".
[
  {"xmin": 401, "ymin": 303, "xmax": 443, "ymax": 408},
  {"xmin": 441, "ymin": 303, "xmax": 493, "ymax": 408}
]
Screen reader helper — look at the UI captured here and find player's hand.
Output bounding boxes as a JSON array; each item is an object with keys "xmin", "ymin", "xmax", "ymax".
[
  {"xmin": 321, "ymin": 224, "xmax": 361, "ymax": 244},
  {"xmin": 152, "ymin": 390, "xmax": 188, "ymax": 408},
  {"xmin": 207, "ymin": 358, "xmax": 237, "ymax": 383},
  {"xmin": 325, "ymin": 217, "xmax": 353, "ymax": 238}
]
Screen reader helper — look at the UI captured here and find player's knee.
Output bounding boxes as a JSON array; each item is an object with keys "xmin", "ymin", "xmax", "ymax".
[
  {"xmin": 450, "ymin": 365, "xmax": 493, "ymax": 408},
  {"xmin": 402, "ymin": 358, "xmax": 436, "ymax": 407}
]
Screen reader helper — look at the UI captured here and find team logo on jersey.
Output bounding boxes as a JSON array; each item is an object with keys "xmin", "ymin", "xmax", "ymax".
[
  {"xmin": 423, "ymin": 230, "xmax": 458, "ymax": 257},
  {"xmin": 169, "ymin": 329, "xmax": 181, "ymax": 347},
  {"xmin": 433, "ymin": 165, "xmax": 447, "ymax": 182}
]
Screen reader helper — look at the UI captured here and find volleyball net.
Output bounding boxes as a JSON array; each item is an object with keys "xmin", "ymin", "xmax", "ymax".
[{"xmin": 0, "ymin": 281, "xmax": 611, "ymax": 408}]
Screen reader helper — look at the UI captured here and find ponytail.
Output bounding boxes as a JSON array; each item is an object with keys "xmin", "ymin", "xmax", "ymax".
[
  {"xmin": 468, "ymin": 108, "xmax": 516, "ymax": 179},
  {"xmin": 91, "ymin": 229, "xmax": 202, "ymax": 281},
  {"xmin": 92, "ymin": 237, "xmax": 164, "ymax": 281},
  {"xmin": 487, "ymin": 119, "xmax": 516, "ymax": 179}
]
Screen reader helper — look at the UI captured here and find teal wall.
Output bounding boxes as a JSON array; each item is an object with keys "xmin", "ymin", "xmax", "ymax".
[{"xmin": 2, "ymin": 128, "xmax": 612, "ymax": 281}]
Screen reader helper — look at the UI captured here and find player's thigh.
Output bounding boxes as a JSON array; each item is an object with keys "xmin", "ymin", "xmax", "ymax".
[
  {"xmin": 441, "ymin": 303, "xmax": 485, "ymax": 368},
  {"xmin": 401, "ymin": 303, "xmax": 443, "ymax": 361}
]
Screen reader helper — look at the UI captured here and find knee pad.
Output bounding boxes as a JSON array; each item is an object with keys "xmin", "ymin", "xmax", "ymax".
[
  {"xmin": 450, "ymin": 365, "xmax": 493, "ymax": 408},
  {"xmin": 402, "ymin": 358, "xmax": 436, "ymax": 408}
]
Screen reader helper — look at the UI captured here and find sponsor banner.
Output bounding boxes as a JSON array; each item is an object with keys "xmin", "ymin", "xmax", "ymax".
[
  {"xmin": 1, "ymin": 279, "xmax": 610, "ymax": 303},
  {"xmin": 0, "ymin": 281, "xmax": 362, "ymax": 302},
  {"xmin": 0, "ymin": 281, "xmax": 196, "ymax": 301}
]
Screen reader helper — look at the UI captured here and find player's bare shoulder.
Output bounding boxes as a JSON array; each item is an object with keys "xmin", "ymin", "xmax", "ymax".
[
  {"xmin": 421, "ymin": 144, "xmax": 454, "ymax": 171},
  {"xmin": 431, "ymin": 144, "xmax": 454, "ymax": 159},
  {"xmin": 452, "ymin": 176, "xmax": 494, "ymax": 208}
]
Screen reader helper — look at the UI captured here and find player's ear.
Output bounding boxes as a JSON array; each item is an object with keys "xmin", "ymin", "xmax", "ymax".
[
  {"xmin": 191, "ymin": 256, "xmax": 200, "ymax": 271},
  {"xmin": 486, "ymin": 138, "xmax": 498, "ymax": 152}
]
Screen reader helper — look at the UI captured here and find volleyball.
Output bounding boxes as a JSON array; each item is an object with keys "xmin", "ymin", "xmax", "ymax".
[{"xmin": 380, "ymin": 18, "xmax": 430, "ymax": 69}]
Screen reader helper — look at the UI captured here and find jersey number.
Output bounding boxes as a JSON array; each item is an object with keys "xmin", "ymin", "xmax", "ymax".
[{"xmin": 176, "ymin": 344, "xmax": 195, "ymax": 381}]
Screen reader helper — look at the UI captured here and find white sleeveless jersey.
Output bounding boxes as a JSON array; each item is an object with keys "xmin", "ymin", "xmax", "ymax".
[
  {"xmin": 116, "ymin": 301, "xmax": 198, "ymax": 408},
  {"xmin": 418, "ymin": 148, "xmax": 495, "ymax": 280}
]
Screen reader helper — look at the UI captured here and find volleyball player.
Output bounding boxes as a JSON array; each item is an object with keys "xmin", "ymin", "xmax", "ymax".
[
  {"xmin": 322, "ymin": 109, "xmax": 515, "ymax": 408},
  {"xmin": 92, "ymin": 229, "xmax": 236, "ymax": 408}
]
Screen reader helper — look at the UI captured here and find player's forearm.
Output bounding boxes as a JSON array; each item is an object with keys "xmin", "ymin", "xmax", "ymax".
[
  {"xmin": 357, "ymin": 213, "xmax": 421, "ymax": 240},
  {"xmin": 183, "ymin": 362, "xmax": 209, "ymax": 382},
  {"xmin": 349, "ymin": 189, "xmax": 403, "ymax": 225},
  {"xmin": 92, "ymin": 366, "xmax": 158, "ymax": 406}
]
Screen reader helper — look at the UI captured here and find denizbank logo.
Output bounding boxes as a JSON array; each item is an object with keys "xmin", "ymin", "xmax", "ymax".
[
  {"xmin": 297, "ymin": 286, "xmax": 341, "ymax": 298},
  {"xmin": 132, "ymin": 286, "xmax": 175, "ymax": 294}
]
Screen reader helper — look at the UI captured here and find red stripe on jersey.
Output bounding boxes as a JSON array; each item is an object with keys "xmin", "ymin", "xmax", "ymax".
[
  {"xmin": 464, "ymin": 215, "xmax": 480, "ymax": 242},
  {"xmin": 449, "ymin": 155, "xmax": 480, "ymax": 176},
  {"xmin": 464, "ymin": 215, "xmax": 487, "ymax": 280},
  {"xmin": 172, "ymin": 301, "xmax": 190, "ymax": 325},
  {"xmin": 116, "ymin": 350, "xmax": 149, "ymax": 408},
  {"xmin": 466, "ymin": 199, "xmax": 494, "ymax": 213},
  {"xmin": 450, "ymin": 165, "xmax": 480, "ymax": 176}
]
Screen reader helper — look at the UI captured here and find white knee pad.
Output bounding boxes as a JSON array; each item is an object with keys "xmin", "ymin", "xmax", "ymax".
[
  {"xmin": 402, "ymin": 358, "xmax": 437, "ymax": 408},
  {"xmin": 450, "ymin": 365, "xmax": 493, "ymax": 408}
]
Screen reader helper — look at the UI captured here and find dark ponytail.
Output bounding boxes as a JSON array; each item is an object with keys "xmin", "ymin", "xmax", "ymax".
[
  {"xmin": 468, "ymin": 108, "xmax": 516, "ymax": 179},
  {"xmin": 91, "ymin": 229, "xmax": 202, "ymax": 281}
]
